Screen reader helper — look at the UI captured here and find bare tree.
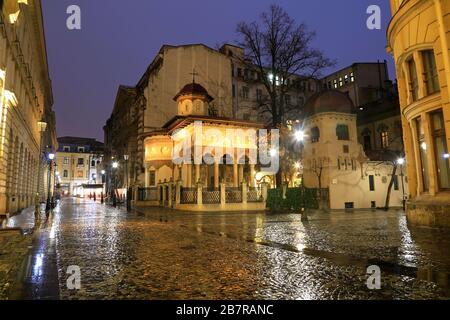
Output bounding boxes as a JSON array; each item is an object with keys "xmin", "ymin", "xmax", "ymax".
[{"xmin": 236, "ymin": 4, "xmax": 333, "ymax": 186}]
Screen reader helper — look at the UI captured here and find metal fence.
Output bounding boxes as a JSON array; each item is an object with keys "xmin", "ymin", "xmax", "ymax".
[
  {"xmin": 225, "ymin": 187, "xmax": 242, "ymax": 203},
  {"xmin": 137, "ymin": 187, "xmax": 158, "ymax": 201},
  {"xmin": 247, "ymin": 187, "xmax": 263, "ymax": 202},
  {"xmin": 181, "ymin": 188, "xmax": 197, "ymax": 204},
  {"xmin": 202, "ymin": 188, "xmax": 220, "ymax": 204}
]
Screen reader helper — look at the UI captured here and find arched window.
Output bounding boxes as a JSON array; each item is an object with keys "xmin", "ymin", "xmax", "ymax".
[
  {"xmin": 336, "ymin": 125, "xmax": 349, "ymax": 141},
  {"xmin": 311, "ymin": 127, "xmax": 320, "ymax": 143},
  {"xmin": 361, "ymin": 128, "xmax": 372, "ymax": 151}
]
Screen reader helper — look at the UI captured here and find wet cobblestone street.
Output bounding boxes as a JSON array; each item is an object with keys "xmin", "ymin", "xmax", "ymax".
[{"xmin": 7, "ymin": 198, "xmax": 450, "ymax": 300}]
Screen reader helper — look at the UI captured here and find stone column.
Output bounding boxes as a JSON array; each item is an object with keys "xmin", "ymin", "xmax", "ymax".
[
  {"xmin": 239, "ymin": 164, "xmax": 244, "ymax": 184},
  {"xmin": 175, "ymin": 180, "xmax": 182, "ymax": 205},
  {"xmin": 167, "ymin": 183, "xmax": 172, "ymax": 207},
  {"xmin": 242, "ymin": 182, "xmax": 248, "ymax": 204},
  {"xmin": 220, "ymin": 182, "xmax": 226, "ymax": 205},
  {"xmin": 195, "ymin": 164, "xmax": 200, "ymax": 184},
  {"xmin": 214, "ymin": 162, "xmax": 219, "ymax": 189},
  {"xmin": 197, "ymin": 182, "xmax": 203, "ymax": 205},
  {"xmin": 187, "ymin": 164, "xmax": 192, "ymax": 188},
  {"xmin": 233, "ymin": 162, "xmax": 238, "ymax": 187},
  {"xmin": 261, "ymin": 182, "xmax": 268, "ymax": 202},
  {"xmin": 250, "ymin": 164, "xmax": 256, "ymax": 187}
]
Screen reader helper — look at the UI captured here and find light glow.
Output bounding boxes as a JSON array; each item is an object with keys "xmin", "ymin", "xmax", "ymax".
[
  {"xmin": 112, "ymin": 162, "xmax": 119, "ymax": 169},
  {"xmin": 397, "ymin": 158, "xmax": 405, "ymax": 165},
  {"xmin": 294, "ymin": 130, "xmax": 305, "ymax": 142}
]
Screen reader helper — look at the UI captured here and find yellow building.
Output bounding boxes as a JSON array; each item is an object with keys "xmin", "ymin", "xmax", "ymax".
[
  {"xmin": 0, "ymin": 0, "xmax": 57, "ymax": 217},
  {"xmin": 55, "ymin": 137, "xmax": 104, "ymax": 197},
  {"xmin": 388, "ymin": 0, "xmax": 450, "ymax": 227}
]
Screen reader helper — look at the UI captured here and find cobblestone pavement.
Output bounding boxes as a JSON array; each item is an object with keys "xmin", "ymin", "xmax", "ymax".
[
  {"xmin": 6, "ymin": 198, "xmax": 450, "ymax": 300},
  {"xmin": 0, "ymin": 208, "xmax": 35, "ymax": 299}
]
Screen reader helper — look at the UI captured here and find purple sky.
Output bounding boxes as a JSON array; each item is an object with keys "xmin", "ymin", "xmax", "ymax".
[{"xmin": 42, "ymin": 0, "xmax": 393, "ymax": 142}]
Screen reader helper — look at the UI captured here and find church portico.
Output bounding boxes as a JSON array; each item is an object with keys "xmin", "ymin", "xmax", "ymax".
[{"xmin": 136, "ymin": 80, "xmax": 267, "ymax": 211}]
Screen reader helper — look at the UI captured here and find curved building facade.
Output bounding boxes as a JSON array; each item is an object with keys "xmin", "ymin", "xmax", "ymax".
[{"xmin": 388, "ymin": 0, "xmax": 450, "ymax": 227}]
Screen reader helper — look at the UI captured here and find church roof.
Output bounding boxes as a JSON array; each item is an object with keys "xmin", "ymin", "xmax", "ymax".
[
  {"xmin": 173, "ymin": 82, "xmax": 214, "ymax": 102},
  {"xmin": 304, "ymin": 90, "xmax": 355, "ymax": 117}
]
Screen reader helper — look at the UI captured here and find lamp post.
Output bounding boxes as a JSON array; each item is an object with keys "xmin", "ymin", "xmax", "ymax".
[
  {"xmin": 45, "ymin": 152, "xmax": 55, "ymax": 213},
  {"xmin": 101, "ymin": 169, "xmax": 106, "ymax": 204},
  {"xmin": 397, "ymin": 158, "xmax": 406, "ymax": 212},
  {"xmin": 112, "ymin": 161, "xmax": 118, "ymax": 207},
  {"xmin": 35, "ymin": 120, "xmax": 47, "ymax": 219},
  {"xmin": 124, "ymin": 155, "xmax": 131, "ymax": 211}
]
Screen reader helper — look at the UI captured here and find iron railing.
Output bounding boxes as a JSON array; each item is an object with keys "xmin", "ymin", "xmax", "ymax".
[
  {"xmin": 225, "ymin": 187, "xmax": 242, "ymax": 203},
  {"xmin": 137, "ymin": 187, "xmax": 158, "ymax": 201},
  {"xmin": 202, "ymin": 188, "xmax": 220, "ymax": 204},
  {"xmin": 181, "ymin": 188, "xmax": 197, "ymax": 204},
  {"xmin": 247, "ymin": 187, "xmax": 263, "ymax": 202}
]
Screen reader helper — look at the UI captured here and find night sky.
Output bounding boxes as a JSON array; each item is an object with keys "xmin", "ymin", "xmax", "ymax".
[{"xmin": 42, "ymin": 0, "xmax": 393, "ymax": 142}]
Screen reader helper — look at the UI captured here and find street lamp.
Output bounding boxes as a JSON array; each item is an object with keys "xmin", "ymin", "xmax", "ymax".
[
  {"xmin": 397, "ymin": 157, "xmax": 406, "ymax": 211},
  {"xmin": 294, "ymin": 130, "xmax": 305, "ymax": 142},
  {"xmin": 35, "ymin": 120, "xmax": 47, "ymax": 219},
  {"xmin": 45, "ymin": 152, "xmax": 55, "ymax": 213},
  {"xmin": 123, "ymin": 155, "xmax": 131, "ymax": 212},
  {"xmin": 112, "ymin": 161, "xmax": 118, "ymax": 207}
]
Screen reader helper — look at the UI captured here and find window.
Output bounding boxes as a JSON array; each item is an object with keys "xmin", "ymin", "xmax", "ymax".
[
  {"xmin": 63, "ymin": 170, "xmax": 68, "ymax": 178},
  {"xmin": 77, "ymin": 158, "xmax": 84, "ymax": 166},
  {"xmin": 333, "ymin": 79, "xmax": 338, "ymax": 89},
  {"xmin": 416, "ymin": 117, "xmax": 430, "ymax": 191},
  {"xmin": 243, "ymin": 113, "xmax": 250, "ymax": 121},
  {"xmin": 431, "ymin": 110, "xmax": 450, "ymax": 189},
  {"xmin": 149, "ymin": 170, "xmax": 156, "ymax": 186},
  {"xmin": 232, "ymin": 85, "xmax": 236, "ymax": 98},
  {"xmin": 63, "ymin": 146, "xmax": 70, "ymax": 152},
  {"xmin": 77, "ymin": 170, "xmax": 84, "ymax": 178},
  {"xmin": 369, "ymin": 175, "xmax": 375, "ymax": 191},
  {"xmin": 64, "ymin": 157, "xmax": 69, "ymax": 165},
  {"xmin": 298, "ymin": 96, "xmax": 305, "ymax": 106},
  {"xmin": 407, "ymin": 58, "xmax": 419, "ymax": 101},
  {"xmin": 285, "ymin": 94, "xmax": 291, "ymax": 105},
  {"xmin": 344, "ymin": 74, "xmax": 349, "ymax": 84},
  {"xmin": 350, "ymin": 72, "xmax": 355, "ymax": 82},
  {"xmin": 339, "ymin": 77, "xmax": 343, "ymax": 87},
  {"xmin": 345, "ymin": 202, "xmax": 354, "ymax": 209},
  {"xmin": 393, "ymin": 175, "xmax": 399, "ymax": 191},
  {"xmin": 336, "ymin": 125, "xmax": 349, "ymax": 140},
  {"xmin": 381, "ymin": 131, "xmax": 389, "ymax": 148},
  {"xmin": 256, "ymin": 89, "xmax": 263, "ymax": 102},
  {"xmin": 343, "ymin": 145, "xmax": 349, "ymax": 153},
  {"xmin": 311, "ymin": 127, "xmax": 320, "ymax": 143},
  {"xmin": 242, "ymin": 86, "xmax": 249, "ymax": 99},
  {"xmin": 422, "ymin": 50, "xmax": 440, "ymax": 95},
  {"xmin": 91, "ymin": 160, "xmax": 95, "ymax": 167},
  {"xmin": 237, "ymin": 68, "xmax": 242, "ymax": 77},
  {"xmin": 363, "ymin": 134, "xmax": 372, "ymax": 151},
  {"xmin": 78, "ymin": 147, "xmax": 85, "ymax": 152},
  {"xmin": 231, "ymin": 64, "xmax": 235, "ymax": 77}
]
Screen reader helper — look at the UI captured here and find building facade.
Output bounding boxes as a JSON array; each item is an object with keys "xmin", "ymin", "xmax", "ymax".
[
  {"xmin": 0, "ymin": 0, "xmax": 57, "ymax": 217},
  {"xmin": 302, "ymin": 90, "xmax": 408, "ymax": 210},
  {"xmin": 55, "ymin": 137, "xmax": 104, "ymax": 197},
  {"xmin": 321, "ymin": 62, "xmax": 391, "ymax": 108},
  {"xmin": 388, "ymin": 0, "xmax": 450, "ymax": 227}
]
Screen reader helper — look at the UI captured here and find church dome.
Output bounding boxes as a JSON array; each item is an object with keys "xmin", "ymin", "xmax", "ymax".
[
  {"xmin": 173, "ymin": 82, "xmax": 214, "ymax": 102},
  {"xmin": 303, "ymin": 90, "xmax": 354, "ymax": 117}
]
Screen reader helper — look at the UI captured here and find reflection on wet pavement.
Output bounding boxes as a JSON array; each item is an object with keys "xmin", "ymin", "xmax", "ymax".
[{"xmin": 10, "ymin": 198, "xmax": 450, "ymax": 299}]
